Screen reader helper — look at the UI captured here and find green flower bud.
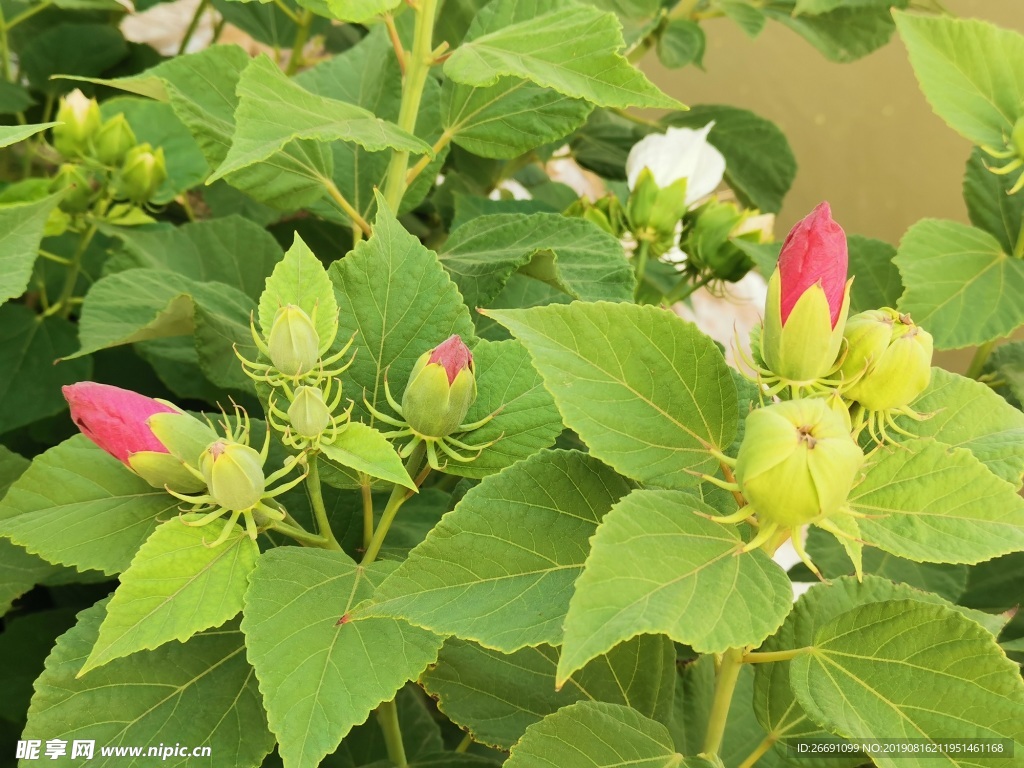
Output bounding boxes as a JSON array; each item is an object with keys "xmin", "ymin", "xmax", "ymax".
[
  {"xmin": 267, "ymin": 305, "xmax": 320, "ymax": 376},
  {"xmin": 94, "ymin": 114, "xmax": 137, "ymax": 166},
  {"xmin": 200, "ymin": 440, "xmax": 265, "ymax": 511},
  {"xmin": 735, "ymin": 399, "xmax": 864, "ymax": 528},
  {"xmin": 288, "ymin": 386, "xmax": 332, "ymax": 438},
  {"xmin": 840, "ymin": 308, "xmax": 933, "ymax": 411},
  {"xmin": 627, "ymin": 167, "xmax": 688, "ymax": 244},
  {"xmin": 682, "ymin": 199, "xmax": 756, "ymax": 282},
  {"xmin": 402, "ymin": 335, "xmax": 477, "ymax": 439},
  {"xmin": 129, "ymin": 452, "xmax": 206, "ymax": 493},
  {"xmin": 129, "ymin": 410, "xmax": 219, "ymax": 493},
  {"xmin": 114, "ymin": 143, "xmax": 166, "ymax": 204},
  {"xmin": 53, "ymin": 89, "xmax": 101, "ymax": 159},
  {"xmin": 50, "ymin": 164, "xmax": 96, "ymax": 214}
]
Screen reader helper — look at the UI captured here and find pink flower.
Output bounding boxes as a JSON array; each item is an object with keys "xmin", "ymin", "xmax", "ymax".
[
  {"xmin": 778, "ymin": 201, "xmax": 848, "ymax": 328},
  {"xmin": 428, "ymin": 335, "xmax": 473, "ymax": 385},
  {"xmin": 63, "ymin": 382, "xmax": 176, "ymax": 464}
]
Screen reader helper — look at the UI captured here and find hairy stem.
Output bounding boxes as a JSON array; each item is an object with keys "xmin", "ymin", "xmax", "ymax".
[
  {"xmin": 306, "ymin": 455, "xmax": 342, "ymax": 550},
  {"xmin": 361, "ymin": 480, "xmax": 374, "ymax": 551},
  {"xmin": 376, "ymin": 699, "xmax": 408, "ymax": 767},
  {"xmin": 702, "ymin": 647, "xmax": 744, "ymax": 754},
  {"xmin": 361, "ymin": 442, "xmax": 427, "ymax": 565},
  {"xmin": 382, "ymin": 0, "xmax": 439, "ymax": 209},
  {"xmin": 965, "ymin": 340, "xmax": 996, "ymax": 380}
]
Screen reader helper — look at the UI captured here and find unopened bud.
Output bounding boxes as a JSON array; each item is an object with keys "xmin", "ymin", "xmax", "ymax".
[
  {"xmin": 200, "ymin": 440, "xmax": 265, "ymax": 511},
  {"xmin": 50, "ymin": 164, "xmax": 96, "ymax": 214},
  {"xmin": 402, "ymin": 335, "xmax": 477, "ymax": 438},
  {"xmin": 267, "ymin": 305, "xmax": 320, "ymax": 377},
  {"xmin": 840, "ymin": 308, "xmax": 933, "ymax": 411},
  {"xmin": 53, "ymin": 90, "xmax": 101, "ymax": 159},
  {"xmin": 288, "ymin": 386, "xmax": 331, "ymax": 438},
  {"xmin": 94, "ymin": 114, "xmax": 137, "ymax": 166},
  {"xmin": 130, "ymin": 410, "xmax": 219, "ymax": 493},
  {"xmin": 114, "ymin": 143, "xmax": 166, "ymax": 204}
]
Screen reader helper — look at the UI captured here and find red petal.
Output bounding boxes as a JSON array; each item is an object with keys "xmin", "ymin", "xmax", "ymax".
[
  {"xmin": 428, "ymin": 335, "xmax": 473, "ymax": 384},
  {"xmin": 62, "ymin": 382, "xmax": 176, "ymax": 464},
  {"xmin": 778, "ymin": 201, "xmax": 848, "ymax": 327}
]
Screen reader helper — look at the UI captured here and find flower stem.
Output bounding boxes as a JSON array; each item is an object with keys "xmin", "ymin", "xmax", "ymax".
[
  {"xmin": 965, "ymin": 341, "xmax": 996, "ymax": 380},
  {"xmin": 633, "ymin": 239, "xmax": 651, "ymax": 299},
  {"xmin": 376, "ymin": 699, "xmax": 408, "ymax": 768},
  {"xmin": 57, "ymin": 222, "xmax": 98, "ymax": 319},
  {"xmin": 382, "ymin": 0, "xmax": 439, "ymax": 210},
  {"xmin": 702, "ymin": 647, "xmax": 744, "ymax": 755},
  {"xmin": 267, "ymin": 519, "xmax": 335, "ymax": 548},
  {"xmin": 178, "ymin": 0, "xmax": 209, "ymax": 55},
  {"xmin": 361, "ymin": 480, "xmax": 374, "ymax": 551},
  {"xmin": 306, "ymin": 454, "xmax": 342, "ymax": 550},
  {"xmin": 285, "ymin": 8, "xmax": 314, "ymax": 75},
  {"xmin": 361, "ymin": 442, "xmax": 427, "ymax": 565},
  {"xmin": 667, "ymin": 273, "xmax": 713, "ymax": 304},
  {"xmin": 736, "ymin": 733, "xmax": 778, "ymax": 768},
  {"xmin": 741, "ymin": 648, "xmax": 807, "ymax": 664},
  {"xmin": 455, "ymin": 733, "xmax": 473, "ymax": 753}
]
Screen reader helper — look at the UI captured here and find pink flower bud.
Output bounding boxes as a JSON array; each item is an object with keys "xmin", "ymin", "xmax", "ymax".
[
  {"xmin": 63, "ymin": 382, "xmax": 176, "ymax": 464},
  {"xmin": 427, "ymin": 334, "xmax": 473, "ymax": 385},
  {"xmin": 778, "ymin": 201, "xmax": 848, "ymax": 329}
]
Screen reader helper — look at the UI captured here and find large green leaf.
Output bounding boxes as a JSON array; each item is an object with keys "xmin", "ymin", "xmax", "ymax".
[
  {"xmin": 210, "ymin": 55, "xmax": 430, "ymax": 184},
  {"xmin": 326, "ymin": 0, "xmax": 399, "ymax": 22},
  {"xmin": 256, "ymin": 231, "xmax": 337, "ymax": 349},
  {"xmin": 443, "ymin": 0, "xmax": 681, "ymax": 110},
  {"xmin": 24, "ymin": 600, "xmax": 274, "ymax": 768},
  {"xmin": 241, "ymin": 548, "xmax": 442, "ymax": 768},
  {"xmin": 791, "ymin": 600, "xmax": 1024, "ymax": 766},
  {"xmin": 849, "ymin": 439, "xmax": 1024, "ymax": 564},
  {"xmin": 438, "ymin": 213, "xmax": 634, "ymax": 308},
  {"xmin": 0, "ymin": 304, "xmax": 92, "ymax": 434},
  {"xmin": 0, "ymin": 436, "xmax": 174, "ymax": 575},
  {"xmin": 358, "ymin": 450, "xmax": 632, "ymax": 650},
  {"xmin": 329, "ymin": 196, "xmax": 476, "ymax": 423},
  {"xmin": 320, "ymin": 422, "xmax": 416, "ymax": 489},
  {"xmin": 894, "ymin": 12, "xmax": 1024, "ymax": 148},
  {"xmin": 895, "ymin": 219, "xmax": 1024, "ymax": 349},
  {"xmin": 21, "ymin": 23, "xmax": 127, "ymax": 96},
  {"xmin": 961, "ymin": 552, "xmax": 1024, "ymax": 613},
  {"xmin": 662, "ymin": 106, "xmax": 796, "ymax": 214},
  {"xmin": 558, "ymin": 489, "xmax": 792, "ymax": 684},
  {"xmin": 422, "ymin": 635, "xmax": 675, "ymax": 750},
  {"xmin": 487, "ymin": 302, "xmax": 738, "ymax": 489},
  {"xmin": 963, "ymin": 147, "xmax": 1024, "ymax": 257},
  {"xmin": 753, "ymin": 575, "xmax": 1008, "ymax": 745},
  {"xmin": 0, "ymin": 193, "xmax": 61, "ymax": 305},
  {"xmin": 847, "ymin": 234, "xmax": 901, "ymax": 314},
  {"xmin": 441, "ymin": 0, "xmax": 594, "ymax": 159},
  {"xmin": 764, "ymin": 3, "xmax": 895, "ymax": 63},
  {"xmin": 0, "ymin": 608, "xmax": 79, "ymax": 725},
  {"xmin": 0, "ymin": 121, "xmax": 56, "ymax": 149},
  {"xmin": 79, "ymin": 517, "xmax": 259, "ymax": 675},
  {"xmin": 505, "ymin": 701, "xmax": 689, "ymax": 768},
  {"xmin": 894, "ymin": 368, "xmax": 1024, "ymax": 487}
]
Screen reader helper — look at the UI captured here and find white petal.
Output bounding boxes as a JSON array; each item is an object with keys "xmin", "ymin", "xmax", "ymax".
[
  {"xmin": 626, "ymin": 122, "xmax": 726, "ymax": 196},
  {"xmin": 684, "ymin": 140, "xmax": 726, "ymax": 205}
]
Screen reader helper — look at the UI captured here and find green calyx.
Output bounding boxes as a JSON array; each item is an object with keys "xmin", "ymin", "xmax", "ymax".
[
  {"xmin": 200, "ymin": 440, "xmax": 266, "ymax": 512},
  {"xmin": 94, "ymin": 114, "xmax": 137, "ymax": 166},
  {"xmin": 401, "ymin": 350, "xmax": 478, "ymax": 439},
  {"xmin": 114, "ymin": 143, "xmax": 166, "ymax": 204},
  {"xmin": 288, "ymin": 385, "xmax": 332, "ymax": 438},
  {"xmin": 761, "ymin": 270, "xmax": 851, "ymax": 383},
  {"xmin": 682, "ymin": 199, "xmax": 756, "ymax": 283},
  {"xmin": 130, "ymin": 410, "xmax": 219, "ymax": 493},
  {"xmin": 735, "ymin": 399, "xmax": 864, "ymax": 528},
  {"xmin": 840, "ymin": 308, "xmax": 933, "ymax": 411},
  {"xmin": 50, "ymin": 164, "xmax": 95, "ymax": 214},
  {"xmin": 267, "ymin": 305, "xmax": 321, "ymax": 377},
  {"xmin": 627, "ymin": 167, "xmax": 688, "ymax": 250}
]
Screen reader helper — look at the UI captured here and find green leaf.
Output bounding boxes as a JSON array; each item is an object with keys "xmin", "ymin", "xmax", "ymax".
[
  {"xmin": 439, "ymin": 338, "xmax": 563, "ymax": 479},
  {"xmin": 893, "ymin": 368, "xmax": 1024, "ymax": 487},
  {"xmin": 662, "ymin": 106, "xmax": 796, "ymax": 214},
  {"xmin": 487, "ymin": 302, "xmax": 738, "ymax": 489},
  {"xmin": 558, "ymin": 489, "xmax": 792, "ymax": 683},
  {"xmin": 0, "ymin": 436, "xmax": 175, "ymax": 575},
  {"xmin": 79, "ymin": 517, "xmax": 259, "ymax": 675},
  {"xmin": 569, "ymin": 109, "xmax": 649, "ymax": 181},
  {"xmin": 21, "ymin": 23, "xmax": 127, "ymax": 96},
  {"xmin": 0, "ymin": 193, "xmax": 62, "ymax": 305},
  {"xmin": 439, "ymin": 213, "xmax": 634, "ymax": 308},
  {"xmin": 657, "ymin": 19, "xmax": 706, "ymax": 69},
  {"xmin": 961, "ymin": 552, "xmax": 1024, "ymax": 613},
  {"xmin": 764, "ymin": 3, "xmax": 895, "ymax": 63},
  {"xmin": 325, "ymin": 0, "xmax": 399, "ymax": 22},
  {"xmin": 987, "ymin": 341, "xmax": 1024, "ymax": 407},
  {"xmin": 720, "ymin": 1, "xmax": 765, "ymax": 37},
  {"xmin": 473, "ymin": 274, "xmax": 573, "ymax": 342},
  {"xmin": 443, "ymin": 0, "xmax": 682, "ymax": 110},
  {"xmin": 0, "ymin": 121, "xmax": 56, "ymax": 149},
  {"xmin": 847, "ymin": 234, "xmax": 902, "ymax": 314},
  {"xmin": 0, "ymin": 450, "xmax": 59, "ymax": 613},
  {"xmin": 0, "ymin": 81, "xmax": 35, "ymax": 115},
  {"xmin": 321, "ymin": 423, "xmax": 416, "ymax": 489},
  {"xmin": 210, "ymin": 55, "xmax": 430, "ymax": 184},
  {"xmin": 442, "ymin": 0, "xmax": 594, "ymax": 159},
  {"xmin": 329, "ymin": 196, "xmax": 476, "ymax": 424},
  {"xmin": 963, "ymin": 147, "xmax": 1024, "ymax": 256},
  {"xmin": 754, "ymin": 575, "xmax": 1010, "ymax": 745},
  {"xmin": 791, "ymin": 600, "xmax": 1024, "ymax": 764},
  {"xmin": 257, "ymin": 232, "xmax": 336, "ymax": 345},
  {"xmin": 505, "ymin": 701, "xmax": 687, "ymax": 768},
  {"xmin": 894, "ymin": 11, "xmax": 1024, "ymax": 148},
  {"xmin": 0, "ymin": 304, "xmax": 92, "ymax": 434},
  {"xmin": 850, "ymin": 439, "xmax": 1024, "ymax": 564},
  {"xmin": 359, "ymin": 450, "xmax": 632, "ymax": 650},
  {"xmin": 422, "ymin": 635, "xmax": 675, "ymax": 750},
  {"xmin": 24, "ymin": 600, "xmax": 274, "ymax": 768},
  {"xmin": 0, "ymin": 608, "xmax": 79, "ymax": 724},
  {"xmin": 241, "ymin": 548, "xmax": 442, "ymax": 768},
  {"xmin": 895, "ymin": 219, "xmax": 1024, "ymax": 349}
]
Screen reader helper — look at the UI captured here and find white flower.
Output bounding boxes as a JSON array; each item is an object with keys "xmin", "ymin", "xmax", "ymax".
[
  {"xmin": 625, "ymin": 123, "xmax": 726, "ymax": 206},
  {"xmin": 64, "ymin": 89, "xmax": 94, "ymax": 122}
]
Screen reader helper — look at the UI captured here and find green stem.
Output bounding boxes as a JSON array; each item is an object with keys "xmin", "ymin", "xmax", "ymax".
[
  {"xmin": 633, "ymin": 239, "xmax": 650, "ymax": 299},
  {"xmin": 267, "ymin": 518, "xmax": 335, "ymax": 548},
  {"xmin": 667, "ymin": 273, "xmax": 713, "ymax": 304},
  {"xmin": 736, "ymin": 733, "xmax": 778, "ymax": 768},
  {"xmin": 0, "ymin": 6, "xmax": 11, "ymax": 83},
  {"xmin": 7, "ymin": 0, "xmax": 52, "ymax": 30},
  {"xmin": 741, "ymin": 648, "xmax": 807, "ymax": 664},
  {"xmin": 361, "ymin": 480, "xmax": 374, "ymax": 552},
  {"xmin": 272, "ymin": 0, "xmax": 300, "ymax": 24},
  {"xmin": 455, "ymin": 733, "xmax": 473, "ymax": 753},
  {"xmin": 285, "ymin": 8, "xmax": 314, "ymax": 75},
  {"xmin": 325, "ymin": 178, "xmax": 372, "ymax": 237},
  {"xmin": 57, "ymin": 222, "xmax": 98, "ymax": 319},
  {"xmin": 966, "ymin": 340, "xmax": 996, "ymax": 380},
  {"xmin": 178, "ymin": 0, "xmax": 210, "ymax": 55},
  {"xmin": 376, "ymin": 699, "xmax": 408, "ymax": 768},
  {"xmin": 361, "ymin": 442, "xmax": 427, "ymax": 565},
  {"xmin": 702, "ymin": 647, "xmax": 744, "ymax": 755},
  {"xmin": 306, "ymin": 454, "xmax": 342, "ymax": 550},
  {"xmin": 382, "ymin": 0, "xmax": 439, "ymax": 210}
]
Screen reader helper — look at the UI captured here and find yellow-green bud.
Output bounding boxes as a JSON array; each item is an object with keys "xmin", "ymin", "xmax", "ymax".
[
  {"xmin": 402, "ymin": 335, "xmax": 477, "ymax": 439},
  {"xmin": 200, "ymin": 440, "xmax": 265, "ymax": 511},
  {"xmin": 683, "ymin": 199, "xmax": 755, "ymax": 282},
  {"xmin": 50, "ymin": 164, "xmax": 96, "ymax": 214},
  {"xmin": 627, "ymin": 167, "xmax": 688, "ymax": 248},
  {"xmin": 840, "ymin": 308, "xmax": 933, "ymax": 411},
  {"xmin": 735, "ymin": 399, "xmax": 864, "ymax": 528},
  {"xmin": 94, "ymin": 114, "xmax": 137, "ymax": 166},
  {"xmin": 115, "ymin": 143, "xmax": 166, "ymax": 204},
  {"xmin": 288, "ymin": 386, "xmax": 331, "ymax": 438},
  {"xmin": 267, "ymin": 305, "xmax": 320, "ymax": 376},
  {"xmin": 129, "ymin": 410, "xmax": 219, "ymax": 493},
  {"xmin": 53, "ymin": 89, "xmax": 101, "ymax": 159}
]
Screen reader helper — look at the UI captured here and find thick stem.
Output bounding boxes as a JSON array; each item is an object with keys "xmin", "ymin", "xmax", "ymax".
[
  {"xmin": 376, "ymin": 699, "xmax": 408, "ymax": 768},
  {"xmin": 382, "ymin": 0, "xmax": 439, "ymax": 210},
  {"xmin": 361, "ymin": 442, "xmax": 426, "ymax": 565},
  {"xmin": 965, "ymin": 340, "xmax": 996, "ymax": 380},
  {"xmin": 306, "ymin": 455, "xmax": 342, "ymax": 550},
  {"xmin": 57, "ymin": 222, "xmax": 98, "ymax": 319},
  {"xmin": 361, "ymin": 480, "xmax": 374, "ymax": 552},
  {"xmin": 285, "ymin": 9, "xmax": 314, "ymax": 75},
  {"xmin": 702, "ymin": 647, "xmax": 744, "ymax": 755},
  {"xmin": 737, "ymin": 733, "xmax": 778, "ymax": 768},
  {"xmin": 178, "ymin": 0, "xmax": 210, "ymax": 55}
]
